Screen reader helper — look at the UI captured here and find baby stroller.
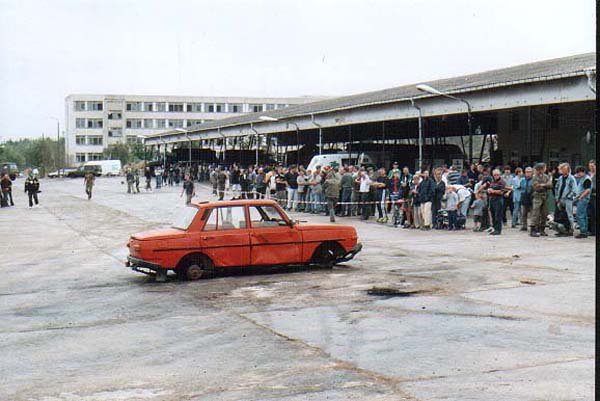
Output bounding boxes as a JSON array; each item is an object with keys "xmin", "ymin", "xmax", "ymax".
[
  {"xmin": 436, "ymin": 209, "xmax": 467, "ymax": 230},
  {"xmin": 548, "ymin": 203, "xmax": 572, "ymax": 236},
  {"xmin": 456, "ymin": 213, "xmax": 466, "ymax": 229},
  {"xmin": 436, "ymin": 209, "xmax": 449, "ymax": 229}
]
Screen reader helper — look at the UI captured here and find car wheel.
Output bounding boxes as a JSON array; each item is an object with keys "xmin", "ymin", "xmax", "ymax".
[
  {"xmin": 185, "ymin": 264, "xmax": 203, "ymax": 280},
  {"xmin": 177, "ymin": 255, "xmax": 214, "ymax": 281},
  {"xmin": 311, "ymin": 242, "xmax": 343, "ymax": 268}
]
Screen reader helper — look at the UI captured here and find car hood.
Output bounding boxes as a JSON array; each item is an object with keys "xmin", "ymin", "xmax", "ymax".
[{"xmin": 131, "ymin": 228, "xmax": 187, "ymax": 241}]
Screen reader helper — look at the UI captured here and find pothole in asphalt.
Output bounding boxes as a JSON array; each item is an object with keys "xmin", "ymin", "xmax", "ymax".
[{"xmin": 366, "ymin": 286, "xmax": 427, "ymax": 297}]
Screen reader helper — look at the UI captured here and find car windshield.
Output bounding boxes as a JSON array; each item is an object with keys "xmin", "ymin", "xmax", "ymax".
[{"xmin": 171, "ymin": 207, "xmax": 199, "ymax": 230}]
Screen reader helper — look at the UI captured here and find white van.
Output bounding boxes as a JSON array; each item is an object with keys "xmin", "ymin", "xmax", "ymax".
[
  {"xmin": 306, "ymin": 153, "xmax": 373, "ymax": 172},
  {"xmin": 84, "ymin": 160, "xmax": 122, "ymax": 176}
]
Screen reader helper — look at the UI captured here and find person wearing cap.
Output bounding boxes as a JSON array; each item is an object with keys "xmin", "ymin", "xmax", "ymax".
[
  {"xmin": 387, "ymin": 162, "xmax": 401, "ymax": 179},
  {"xmin": 529, "ymin": 162, "xmax": 553, "ymax": 237}
]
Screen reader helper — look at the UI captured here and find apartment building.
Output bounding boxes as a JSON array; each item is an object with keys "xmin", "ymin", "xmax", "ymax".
[{"xmin": 65, "ymin": 94, "xmax": 322, "ymax": 165}]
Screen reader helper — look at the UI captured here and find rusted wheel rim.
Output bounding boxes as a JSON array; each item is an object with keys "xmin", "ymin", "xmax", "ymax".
[{"xmin": 187, "ymin": 264, "xmax": 203, "ymax": 280}]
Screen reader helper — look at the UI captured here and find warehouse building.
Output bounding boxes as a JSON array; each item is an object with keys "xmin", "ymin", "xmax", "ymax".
[
  {"xmin": 64, "ymin": 94, "xmax": 324, "ymax": 165},
  {"xmin": 145, "ymin": 53, "xmax": 596, "ymax": 170}
]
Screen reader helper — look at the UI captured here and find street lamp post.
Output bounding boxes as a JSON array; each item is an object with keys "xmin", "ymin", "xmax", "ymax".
[
  {"xmin": 310, "ymin": 114, "xmax": 323, "ymax": 155},
  {"xmin": 286, "ymin": 121, "xmax": 300, "ymax": 164},
  {"xmin": 416, "ymin": 84, "xmax": 473, "ymax": 165},
  {"xmin": 250, "ymin": 122, "xmax": 259, "ymax": 166},
  {"xmin": 258, "ymin": 116, "xmax": 279, "ymax": 165},
  {"xmin": 409, "ymin": 99, "xmax": 423, "ymax": 170}
]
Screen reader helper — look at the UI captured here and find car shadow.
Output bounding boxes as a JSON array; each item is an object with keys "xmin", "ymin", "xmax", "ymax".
[{"xmin": 130, "ymin": 263, "xmax": 355, "ymax": 285}]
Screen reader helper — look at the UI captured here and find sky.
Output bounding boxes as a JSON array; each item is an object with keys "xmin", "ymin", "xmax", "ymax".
[{"xmin": 0, "ymin": 0, "xmax": 595, "ymax": 140}]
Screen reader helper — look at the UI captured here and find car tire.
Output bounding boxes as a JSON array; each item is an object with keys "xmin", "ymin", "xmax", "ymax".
[
  {"xmin": 177, "ymin": 254, "xmax": 214, "ymax": 281},
  {"xmin": 311, "ymin": 242, "xmax": 344, "ymax": 268},
  {"xmin": 186, "ymin": 264, "xmax": 203, "ymax": 280}
]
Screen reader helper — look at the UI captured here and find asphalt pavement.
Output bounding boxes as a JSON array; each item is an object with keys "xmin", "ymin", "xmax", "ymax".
[{"xmin": 0, "ymin": 177, "xmax": 595, "ymax": 401}]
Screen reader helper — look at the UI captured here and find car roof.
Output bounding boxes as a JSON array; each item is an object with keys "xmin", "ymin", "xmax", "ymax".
[{"xmin": 192, "ymin": 199, "xmax": 279, "ymax": 208}]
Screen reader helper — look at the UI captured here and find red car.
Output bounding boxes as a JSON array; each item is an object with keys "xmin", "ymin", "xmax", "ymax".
[{"xmin": 126, "ymin": 199, "xmax": 362, "ymax": 281}]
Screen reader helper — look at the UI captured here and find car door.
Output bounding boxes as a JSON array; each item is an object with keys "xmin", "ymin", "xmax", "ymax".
[
  {"xmin": 248, "ymin": 205, "xmax": 302, "ymax": 266},
  {"xmin": 200, "ymin": 205, "xmax": 251, "ymax": 267}
]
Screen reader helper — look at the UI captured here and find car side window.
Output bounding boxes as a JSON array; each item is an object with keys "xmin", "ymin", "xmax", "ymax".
[
  {"xmin": 249, "ymin": 206, "xmax": 287, "ymax": 228},
  {"xmin": 203, "ymin": 206, "xmax": 247, "ymax": 231},
  {"xmin": 203, "ymin": 208, "xmax": 218, "ymax": 231}
]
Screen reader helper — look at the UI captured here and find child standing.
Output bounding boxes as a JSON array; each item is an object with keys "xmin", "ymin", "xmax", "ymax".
[
  {"xmin": 470, "ymin": 192, "xmax": 485, "ymax": 231},
  {"xmin": 444, "ymin": 186, "xmax": 459, "ymax": 230}
]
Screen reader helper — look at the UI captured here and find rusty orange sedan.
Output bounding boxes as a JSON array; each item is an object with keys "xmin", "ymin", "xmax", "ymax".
[{"xmin": 126, "ymin": 199, "xmax": 362, "ymax": 281}]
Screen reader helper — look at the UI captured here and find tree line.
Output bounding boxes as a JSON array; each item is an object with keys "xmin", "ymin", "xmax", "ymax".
[{"xmin": 0, "ymin": 138, "xmax": 148, "ymax": 176}]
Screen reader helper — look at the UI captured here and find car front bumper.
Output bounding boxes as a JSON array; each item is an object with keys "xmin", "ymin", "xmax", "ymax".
[{"xmin": 338, "ymin": 243, "xmax": 363, "ymax": 263}]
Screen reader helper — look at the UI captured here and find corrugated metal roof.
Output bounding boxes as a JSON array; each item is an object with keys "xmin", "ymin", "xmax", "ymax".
[{"xmin": 149, "ymin": 52, "xmax": 595, "ymax": 137}]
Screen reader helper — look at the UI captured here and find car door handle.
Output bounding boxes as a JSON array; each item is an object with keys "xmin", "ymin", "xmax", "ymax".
[{"xmin": 202, "ymin": 236, "xmax": 215, "ymax": 240}]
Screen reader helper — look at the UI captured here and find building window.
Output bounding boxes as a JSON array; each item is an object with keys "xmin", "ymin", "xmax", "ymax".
[
  {"xmin": 143, "ymin": 102, "xmax": 154, "ymax": 112},
  {"xmin": 108, "ymin": 128, "xmax": 122, "ymax": 137},
  {"xmin": 88, "ymin": 136, "xmax": 103, "ymax": 146},
  {"xmin": 156, "ymin": 102, "xmax": 166, "ymax": 112},
  {"xmin": 229, "ymin": 104, "xmax": 242, "ymax": 113},
  {"xmin": 75, "ymin": 136, "xmax": 86, "ymax": 145},
  {"xmin": 251, "ymin": 104, "xmax": 263, "ymax": 113},
  {"xmin": 86, "ymin": 119, "xmax": 103, "ymax": 129},
  {"xmin": 207, "ymin": 104, "xmax": 215, "ymax": 113},
  {"xmin": 168, "ymin": 119, "xmax": 184, "ymax": 128},
  {"xmin": 265, "ymin": 104, "xmax": 275, "ymax": 111},
  {"xmin": 126, "ymin": 119, "xmax": 143, "ymax": 129},
  {"xmin": 87, "ymin": 101, "xmax": 103, "ymax": 111},
  {"xmin": 168, "ymin": 103, "xmax": 184, "ymax": 112},
  {"xmin": 76, "ymin": 118, "xmax": 86, "ymax": 128},
  {"xmin": 510, "ymin": 111, "xmax": 520, "ymax": 131},
  {"xmin": 143, "ymin": 119, "xmax": 154, "ymax": 129},
  {"xmin": 276, "ymin": 104, "xmax": 287, "ymax": 109},
  {"xmin": 76, "ymin": 153, "xmax": 86, "ymax": 162},
  {"xmin": 75, "ymin": 101, "xmax": 86, "ymax": 111},
  {"xmin": 187, "ymin": 103, "xmax": 202, "ymax": 112},
  {"xmin": 87, "ymin": 153, "xmax": 103, "ymax": 161},
  {"xmin": 126, "ymin": 135, "xmax": 142, "ymax": 144},
  {"xmin": 187, "ymin": 119, "xmax": 202, "ymax": 127},
  {"xmin": 215, "ymin": 103, "xmax": 223, "ymax": 113},
  {"xmin": 108, "ymin": 112, "xmax": 122, "ymax": 120},
  {"xmin": 156, "ymin": 119, "xmax": 166, "ymax": 129},
  {"xmin": 126, "ymin": 102, "xmax": 141, "ymax": 112}
]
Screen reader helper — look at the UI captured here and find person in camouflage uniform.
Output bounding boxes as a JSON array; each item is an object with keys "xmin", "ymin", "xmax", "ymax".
[
  {"xmin": 529, "ymin": 163, "xmax": 553, "ymax": 237},
  {"xmin": 84, "ymin": 171, "xmax": 95, "ymax": 200}
]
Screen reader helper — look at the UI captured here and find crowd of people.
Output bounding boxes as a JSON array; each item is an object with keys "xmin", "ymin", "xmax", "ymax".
[
  {"xmin": 162, "ymin": 159, "xmax": 595, "ymax": 239},
  {"xmin": 3, "ymin": 158, "xmax": 596, "ymax": 239}
]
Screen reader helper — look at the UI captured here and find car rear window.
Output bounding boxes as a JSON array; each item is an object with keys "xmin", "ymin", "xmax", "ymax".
[{"xmin": 171, "ymin": 207, "xmax": 199, "ymax": 230}]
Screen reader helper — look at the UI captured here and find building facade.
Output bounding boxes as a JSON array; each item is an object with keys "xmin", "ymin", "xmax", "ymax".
[{"xmin": 65, "ymin": 94, "xmax": 322, "ymax": 165}]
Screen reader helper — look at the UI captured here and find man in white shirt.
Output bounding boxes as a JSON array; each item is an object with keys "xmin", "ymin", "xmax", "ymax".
[
  {"xmin": 356, "ymin": 169, "xmax": 371, "ymax": 220},
  {"xmin": 453, "ymin": 184, "xmax": 473, "ymax": 221}
]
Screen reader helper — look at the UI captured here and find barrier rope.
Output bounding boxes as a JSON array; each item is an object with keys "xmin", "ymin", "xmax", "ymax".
[{"xmin": 205, "ymin": 187, "xmax": 406, "ymax": 206}]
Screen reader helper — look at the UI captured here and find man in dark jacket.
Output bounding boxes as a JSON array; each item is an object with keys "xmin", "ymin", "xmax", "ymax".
[
  {"xmin": 1, "ymin": 173, "xmax": 14, "ymax": 207},
  {"xmin": 416, "ymin": 170, "xmax": 435, "ymax": 229},
  {"xmin": 24, "ymin": 172, "xmax": 40, "ymax": 208}
]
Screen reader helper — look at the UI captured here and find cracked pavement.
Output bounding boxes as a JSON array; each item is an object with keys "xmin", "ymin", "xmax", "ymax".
[{"xmin": 0, "ymin": 177, "xmax": 595, "ymax": 400}]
